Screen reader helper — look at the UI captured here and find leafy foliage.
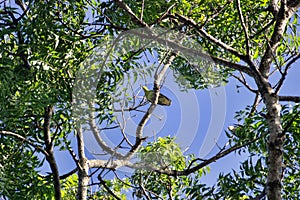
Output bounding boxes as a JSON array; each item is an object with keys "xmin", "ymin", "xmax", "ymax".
[
  {"xmin": 61, "ymin": 174, "xmax": 78, "ymax": 199},
  {"xmin": 0, "ymin": 139, "xmax": 54, "ymax": 199},
  {"xmin": 0, "ymin": 0, "xmax": 299, "ymax": 199},
  {"xmin": 131, "ymin": 137, "xmax": 208, "ymax": 199}
]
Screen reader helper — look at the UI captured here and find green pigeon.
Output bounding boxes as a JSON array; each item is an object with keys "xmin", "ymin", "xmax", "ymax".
[{"xmin": 142, "ymin": 86, "xmax": 171, "ymax": 106}]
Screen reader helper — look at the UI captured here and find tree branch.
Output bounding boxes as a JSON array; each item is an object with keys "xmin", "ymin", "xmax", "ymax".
[
  {"xmin": 202, "ymin": 1, "xmax": 232, "ymax": 27},
  {"xmin": 259, "ymin": 0, "xmax": 298, "ymax": 77},
  {"xmin": 236, "ymin": 0, "xmax": 250, "ymax": 56},
  {"xmin": 174, "ymin": 13, "xmax": 249, "ymax": 62},
  {"xmin": 0, "ymin": 130, "xmax": 48, "ymax": 157},
  {"xmin": 275, "ymin": 53, "xmax": 300, "ymax": 94},
  {"xmin": 88, "ymin": 159, "xmax": 130, "ymax": 169},
  {"xmin": 128, "ymin": 27, "xmax": 254, "ymax": 77},
  {"xmin": 250, "ymin": 187, "xmax": 266, "ymax": 200},
  {"xmin": 99, "ymin": 177, "xmax": 122, "ymax": 200},
  {"xmin": 268, "ymin": 0, "xmax": 280, "ymax": 15},
  {"xmin": 287, "ymin": 0, "xmax": 300, "ymax": 8},
  {"xmin": 231, "ymin": 72, "xmax": 258, "ymax": 93},
  {"xmin": 89, "ymin": 130, "xmax": 265, "ymax": 179},
  {"xmin": 130, "ymin": 133, "xmax": 265, "ymax": 176},
  {"xmin": 88, "ymin": 108, "xmax": 125, "ymax": 159},
  {"xmin": 125, "ymin": 53, "xmax": 176, "ymax": 159},
  {"xmin": 278, "ymin": 95, "xmax": 300, "ymax": 103},
  {"xmin": 43, "ymin": 106, "xmax": 61, "ymax": 200},
  {"xmin": 281, "ymin": 109, "xmax": 300, "ymax": 137},
  {"xmin": 76, "ymin": 123, "xmax": 90, "ymax": 200},
  {"xmin": 248, "ymin": 93, "xmax": 261, "ymax": 118},
  {"xmin": 171, "ymin": 13, "xmax": 261, "ymax": 77},
  {"xmin": 15, "ymin": 0, "xmax": 27, "ymax": 12},
  {"xmin": 63, "ymin": 134, "xmax": 81, "ymax": 170},
  {"xmin": 114, "ymin": 0, "xmax": 148, "ymax": 27},
  {"xmin": 60, "ymin": 168, "xmax": 78, "ymax": 180},
  {"xmin": 250, "ymin": 15, "xmax": 275, "ymax": 39},
  {"xmin": 152, "ymin": 3, "xmax": 177, "ymax": 25}
]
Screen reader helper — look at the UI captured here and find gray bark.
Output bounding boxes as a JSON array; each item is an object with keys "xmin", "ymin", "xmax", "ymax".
[{"xmin": 76, "ymin": 125, "xmax": 90, "ymax": 200}]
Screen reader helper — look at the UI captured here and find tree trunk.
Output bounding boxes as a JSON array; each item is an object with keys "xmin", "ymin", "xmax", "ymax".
[
  {"xmin": 265, "ymin": 97, "xmax": 284, "ymax": 200},
  {"xmin": 259, "ymin": 82, "xmax": 284, "ymax": 200},
  {"xmin": 44, "ymin": 106, "xmax": 62, "ymax": 200},
  {"xmin": 77, "ymin": 159, "xmax": 90, "ymax": 200},
  {"xmin": 46, "ymin": 153, "xmax": 62, "ymax": 200},
  {"xmin": 76, "ymin": 125, "xmax": 90, "ymax": 200}
]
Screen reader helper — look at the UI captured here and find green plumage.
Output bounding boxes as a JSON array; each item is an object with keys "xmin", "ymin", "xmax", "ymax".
[{"xmin": 142, "ymin": 86, "xmax": 171, "ymax": 106}]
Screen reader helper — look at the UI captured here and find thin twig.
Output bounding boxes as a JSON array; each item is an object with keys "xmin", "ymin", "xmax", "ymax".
[
  {"xmin": 202, "ymin": 1, "xmax": 232, "ymax": 27},
  {"xmin": 140, "ymin": 0, "xmax": 144, "ymax": 22},
  {"xmin": 275, "ymin": 53, "xmax": 300, "ymax": 94},
  {"xmin": 231, "ymin": 73, "xmax": 257, "ymax": 93},
  {"xmin": 131, "ymin": 132, "xmax": 267, "ymax": 176},
  {"xmin": 248, "ymin": 93, "xmax": 261, "ymax": 118},
  {"xmin": 88, "ymin": 105, "xmax": 125, "ymax": 159},
  {"xmin": 236, "ymin": 0, "xmax": 250, "ymax": 56},
  {"xmin": 60, "ymin": 168, "xmax": 78, "ymax": 179},
  {"xmin": 114, "ymin": 0, "xmax": 148, "ymax": 27},
  {"xmin": 0, "ymin": 130, "xmax": 49, "ymax": 157}
]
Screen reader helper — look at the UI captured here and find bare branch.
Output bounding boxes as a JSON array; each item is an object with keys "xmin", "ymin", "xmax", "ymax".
[
  {"xmin": 250, "ymin": 187, "xmax": 266, "ymax": 200},
  {"xmin": 89, "ymin": 129, "xmax": 265, "ymax": 178},
  {"xmin": 88, "ymin": 159, "xmax": 130, "ymax": 169},
  {"xmin": 117, "ymin": 84, "xmax": 136, "ymax": 147},
  {"xmin": 280, "ymin": 109, "xmax": 300, "ymax": 137},
  {"xmin": 43, "ymin": 107, "xmax": 53, "ymax": 148},
  {"xmin": 140, "ymin": 184, "xmax": 153, "ymax": 200},
  {"xmin": 115, "ymin": 103, "xmax": 133, "ymax": 147},
  {"xmin": 124, "ymin": 27, "xmax": 255, "ymax": 77},
  {"xmin": 172, "ymin": 13, "xmax": 261, "ymax": 77},
  {"xmin": 275, "ymin": 53, "xmax": 300, "ymax": 94},
  {"xmin": 231, "ymin": 72, "xmax": 258, "ymax": 93},
  {"xmin": 278, "ymin": 95, "xmax": 300, "ymax": 103},
  {"xmin": 213, "ymin": 56, "xmax": 254, "ymax": 76},
  {"xmin": 236, "ymin": 0, "xmax": 250, "ymax": 56},
  {"xmin": 268, "ymin": 0, "xmax": 280, "ymax": 15},
  {"xmin": 63, "ymin": 134, "xmax": 81, "ymax": 170},
  {"xmin": 88, "ymin": 109, "xmax": 125, "ymax": 159},
  {"xmin": 250, "ymin": 14, "xmax": 275, "ymax": 39},
  {"xmin": 140, "ymin": 0, "xmax": 144, "ymax": 22},
  {"xmin": 90, "ymin": 53, "xmax": 176, "ymax": 169},
  {"xmin": 263, "ymin": 34, "xmax": 282, "ymax": 74},
  {"xmin": 60, "ymin": 168, "xmax": 78, "ymax": 180},
  {"xmin": 15, "ymin": 0, "xmax": 27, "ymax": 12},
  {"xmin": 125, "ymin": 53, "xmax": 176, "ymax": 159},
  {"xmin": 248, "ymin": 93, "xmax": 261, "ymax": 118},
  {"xmin": 287, "ymin": 0, "xmax": 300, "ymax": 9}
]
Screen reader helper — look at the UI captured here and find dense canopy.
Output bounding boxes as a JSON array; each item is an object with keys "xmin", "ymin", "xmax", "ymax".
[{"xmin": 0, "ymin": 0, "xmax": 300, "ymax": 200}]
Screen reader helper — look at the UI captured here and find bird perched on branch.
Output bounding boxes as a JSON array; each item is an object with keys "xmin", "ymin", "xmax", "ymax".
[{"xmin": 142, "ymin": 86, "xmax": 171, "ymax": 106}]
